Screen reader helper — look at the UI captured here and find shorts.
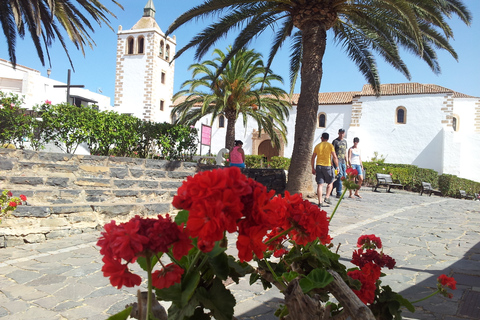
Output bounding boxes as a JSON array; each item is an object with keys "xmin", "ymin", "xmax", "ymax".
[
  {"xmin": 315, "ymin": 165, "xmax": 334, "ymax": 184},
  {"xmin": 230, "ymin": 163, "xmax": 245, "ymax": 168},
  {"xmin": 351, "ymin": 164, "xmax": 363, "ymax": 177}
]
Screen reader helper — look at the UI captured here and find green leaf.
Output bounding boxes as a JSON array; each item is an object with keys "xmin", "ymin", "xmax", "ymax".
[
  {"xmin": 206, "ymin": 241, "xmax": 227, "ymax": 258},
  {"xmin": 208, "ymin": 252, "xmax": 229, "ymax": 280},
  {"xmin": 282, "ymin": 271, "xmax": 299, "ymax": 283},
  {"xmin": 227, "ymin": 257, "xmax": 254, "ymax": 283},
  {"xmin": 167, "ymin": 296, "xmax": 198, "ymax": 320},
  {"xmin": 181, "ymin": 271, "xmax": 201, "ymax": 307},
  {"xmin": 195, "ymin": 278, "xmax": 236, "ymax": 320},
  {"xmin": 155, "ymin": 283, "xmax": 183, "ymax": 306},
  {"xmin": 106, "ymin": 306, "xmax": 132, "ymax": 320},
  {"xmin": 299, "ymin": 269, "xmax": 334, "ymax": 293},
  {"xmin": 175, "ymin": 210, "xmax": 189, "ymax": 225},
  {"xmin": 136, "ymin": 255, "xmax": 159, "ymax": 272},
  {"xmin": 396, "ymin": 294, "xmax": 415, "ymax": 312},
  {"xmin": 249, "ymin": 272, "xmax": 260, "ymax": 285}
]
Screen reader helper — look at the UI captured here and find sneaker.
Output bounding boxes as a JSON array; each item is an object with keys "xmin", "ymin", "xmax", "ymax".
[
  {"xmin": 336, "ymin": 194, "xmax": 341, "ymax": 199},
  {"xmin": 324, "ymin": 197, "xmax": 332, "ymax": 205},
  {"xmin": 320, "ymin": 202, "xmax": 330, "ymax": 208}
]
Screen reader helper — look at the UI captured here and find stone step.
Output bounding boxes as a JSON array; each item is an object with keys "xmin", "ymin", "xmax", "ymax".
[
  {"xmin": 1, "ymin": 176, "xmax": 185, "ymax": 190},
  {"xmin": 6, "ymin": 188, "xmax": 179, "ymax": 205},
  {"xmin": 11, "ymin": 202, "xmax": 172, "ymax": 218}
]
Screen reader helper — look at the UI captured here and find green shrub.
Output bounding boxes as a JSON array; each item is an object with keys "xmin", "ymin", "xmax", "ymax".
[
  {"xmin": 268, "ymin": 156, "xmax": 290, "ymax": 170},
  {"xmin": 438, "ymin": 174, "xmax": 480, "ymax": 198},
  {"xmin": 245, "ymin": 155, "xmax": 266, "ymax": 168}
]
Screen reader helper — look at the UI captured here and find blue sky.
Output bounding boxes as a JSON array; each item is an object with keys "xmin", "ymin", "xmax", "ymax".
[{"xmin": 1, "ymin": 1, "xmax": 479, "ymax": 102}]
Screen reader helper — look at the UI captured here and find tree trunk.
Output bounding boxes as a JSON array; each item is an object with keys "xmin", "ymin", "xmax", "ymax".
[
  {"xmin": 225, "ymin": 115, "xmax": 236, "ymax": 151},
  {"xmin": 286, "ymin": 22, "xmax": 327, "ymax": 195}
]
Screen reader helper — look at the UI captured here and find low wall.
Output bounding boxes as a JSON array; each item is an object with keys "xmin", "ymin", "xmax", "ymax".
[{"xmin": 0, "ymin": 149, "xmax": 286, "ymax": 247}]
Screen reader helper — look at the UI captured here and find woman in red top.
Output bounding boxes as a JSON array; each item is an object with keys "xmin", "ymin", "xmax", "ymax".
[{"xmin": 230, "ymin": 140, "xmax": 245, "ymax": 168}]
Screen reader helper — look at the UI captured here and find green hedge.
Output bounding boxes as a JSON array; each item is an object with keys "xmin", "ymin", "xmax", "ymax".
[
  {"xmin": 244, "ymin": 155, "xmax": 290, "ymax": 170},
  {"xmin": 364, "ymin": 161, "xmax": 480, "ymax": 197}
]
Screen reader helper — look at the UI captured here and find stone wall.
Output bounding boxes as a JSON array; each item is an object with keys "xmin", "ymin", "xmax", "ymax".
[{"xmin": 0, "ymin": 149, "xmax": 286, "ymax": 247}]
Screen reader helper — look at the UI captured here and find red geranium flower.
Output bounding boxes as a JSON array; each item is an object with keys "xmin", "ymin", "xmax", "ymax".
[
  {"xmin": 7, "ymin": 191, "xmax": 13, "ymax": 197},
  {"xmin": 8, "ymin": 201, "xmax": 17, "ymax": 207},
  {"xmin": 20, "ymin": 194, "xmax": 27, "ymax": 201},
  {"xmin": 357, "ymin": 234, "xmax": 382, "ymax": 249},
  {"xmin": 438, "ymin": 274, "xmax": 456, "ymax": 290},
  {"xmin": 101, "ymin": 257, "xmax": 142, "ymax": 289},
  {"xmin": 152, "ymin": 263, "xmax": 184, "ymax": 289}
]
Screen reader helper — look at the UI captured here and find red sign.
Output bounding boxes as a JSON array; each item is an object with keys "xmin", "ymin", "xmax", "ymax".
[{"xmin": 201, "ymin": 124, "xmax": 212, "ymax": 146}]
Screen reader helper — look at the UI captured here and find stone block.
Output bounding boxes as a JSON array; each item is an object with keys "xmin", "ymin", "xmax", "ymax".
[
  {"xmin": 145, "ymin": 170, "xmax": 166, "ymax": 179},
  {"xmin": 38, "ymin": 153, "xmax": 73, "ymax": 162},
  {"xmin": 145, "ymin": 159, "xmax": 169, "ymax": 169},
  {"xmin": 138, "ymin": 180, "xmax": 159, "ymax": 188},
  {"xmin": 51, "ymin": 205, "xmax": 93, "ymax": 214},
  {"xmin": 60, "ymin": 190, "xmax": 82, "ymax": 197},
  {"xmin": 24, "ymin": 233, "xmax": 46, "ymax": 243},
  {"xmin": 0, "ymin": 235, "xmax": 4, "ymax": 248},
  {"xmin": 75, "ymin": 178, "xmax": 111, "ymax": 187},
  {"xmin": 144, "ymin": 203, "xmax": 170, "ymax": 214},
  {"xmin": 9, "ymin": 190, "xmax": 34, "ymax": 197},
  {"xmin": 12, "ymin": 206, "xmax": 51, "ymax": 217},
  {"xmin": 5, "ymin": 236, "xmax": 25, "ymax": 247},
  {"xmin": 18, "ymin": 162, "xmax": 36, "ymax": 169},
  {"xmin": 114, "ymin": 180, "xmax": 136, "ymax": 188},
  {"xmin": 108, "ymin": 157, "xmax": 145, "ymax": 166},
  {"xmin": 46, "ymin": 229, "xmax": 71, "ymax": 239},
  {"xmin": 182, "ymin": 162, "xmax": 198, "ymax": 169},
  {"xmin": 79, "ymin": 165, "xmax": 110, "ymax": 173},
  {"xmin": 94, "ymin": 204, "xmax": 136, "ymax": 216},
  {"xmin": 160, "ymin": 181, "xmax": 183, "ymax": 190},
  {"xmin": 114, "ymin": 190, "xmax": 139, "ymax": 197},
  {"xmin": 167, "ymin": 171, "xmax": 193, "ymax": 179},
  {"xmin": 10, "ymin": 177, "xmax": 44, "ymax": 186},
  {"xmin": 85, "ymin": 190, "xmax": 106, "ymax": 196},
  {"xmin": 51, "ymin": 199, "xmax": 73, "ymax": 204},
  {"xmin": 40, "ymin": 163, "xmax": 78, "ymax": 172},
  {"xmin": 0, "ymin": 160, "xmax": 14, "ymax": 170},
  {"xmin": 130, "ymin": 169, "xmax": 144, "ymax": 178},
  {"xmin": 110, "ymin": 168, "xmax": 129, "ymax": 179},
  {"xmin": 46, "ymin": 177, "xmax": 69, "ymax": 188}
]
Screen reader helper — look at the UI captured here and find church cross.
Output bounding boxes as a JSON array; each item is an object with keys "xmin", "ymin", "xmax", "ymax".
[{"xmin": 53, "ymin": 69, "xmax": 85, "ymax": 103}]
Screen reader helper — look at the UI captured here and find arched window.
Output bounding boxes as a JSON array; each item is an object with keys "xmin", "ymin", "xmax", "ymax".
[
  {"xmin": 318, "ymin": 113, "xmax": 326, "ymax": 128},
  {"xmin": 137, "ymin": 36, "xmax": 145, "ymax": 54},
  {"xmin": 165, "ymin": 45, "xmax": 170, "ymax": 61},
  {"xmin": 452, "ymin": 115, "xmax": 459, "ymax": 132},
  {"xmin": 160, "ymin": 100, "xmax": 165, "ymax": 111},
  {"xmin": 159, "ymin": 40, "xmax": 164, "ymax": 58},
  {"xmin": 127, "ymin": 37, "xmax": 134, "ymax": 54},
  {"xmin": 396, "ymin": 106, "xmax": 407, "ymax": 124},
  {"xmin": 219, "ymin": 115, "xmax": 225, "ymax": 128}
]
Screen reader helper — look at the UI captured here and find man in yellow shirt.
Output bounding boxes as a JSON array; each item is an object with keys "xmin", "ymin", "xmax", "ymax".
[{"xmin": 311, "ymin": 132, "xmax": 339, "ymax": 207}]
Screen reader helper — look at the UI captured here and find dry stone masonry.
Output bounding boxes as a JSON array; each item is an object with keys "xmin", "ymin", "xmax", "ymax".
[{"xmin": 0, "ymin": 149, "xmax": 286, "ymax": 247}]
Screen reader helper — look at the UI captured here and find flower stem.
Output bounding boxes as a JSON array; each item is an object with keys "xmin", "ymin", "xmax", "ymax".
[
  {"xmin": 410, "ymin": 290, "xmax": 439, "ymax": 304},
  {"xmin": 265, "ymin": 226, "xmax": 294, "ymax": 246},
  {"xmin": 185, "ymin": 249, "xmax": 202, "ymax": 276},
  {"xmin": 264, "ymin": 259, "xmax": 287, "ymax": 290},
  {"xmin": 329, "ymin": 188, "xmax": 348, "ymax": 221},
  {"xmin": 145, "ymin": 255, "xmax": 153, "ymax": 320}
]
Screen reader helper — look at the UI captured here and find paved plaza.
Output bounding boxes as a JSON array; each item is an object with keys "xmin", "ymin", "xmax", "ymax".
[{"xmin": 0, "ymin": 189, "xmax": 479, "ymax": 319}]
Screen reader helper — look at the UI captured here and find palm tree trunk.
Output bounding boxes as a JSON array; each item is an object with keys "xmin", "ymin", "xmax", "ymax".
[
  {"xmin": 225, "ymin": 116, "xmax": 236, "ymax": 151},
  {"xmin": 286, "ymin": 22, "xmax": 327, "ymax": 195}
]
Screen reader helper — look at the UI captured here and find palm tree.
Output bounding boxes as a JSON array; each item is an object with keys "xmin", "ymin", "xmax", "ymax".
[
  {"xmin": 166, "ymin": 0, "xmax": 471, "ymax": 194},
  {"xmin": 0, "ymin": 0, "xmax": 122, "ymax": 68},
  {"xmin": 171, "ymin": 47, "xmax": 291, "ymax": 151}
]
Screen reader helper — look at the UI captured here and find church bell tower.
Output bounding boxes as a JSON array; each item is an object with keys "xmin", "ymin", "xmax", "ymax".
[{"xmin": 114, "ymin": 0, "xmax": 176, "ymax": 123}]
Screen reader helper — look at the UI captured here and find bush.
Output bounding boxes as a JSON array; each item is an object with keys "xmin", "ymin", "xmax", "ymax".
[
  {"xmin": 438, "ymin": 174, "xmax": 480, "ymax": 198},
  {"xmin": 245, "ymin": 155, "xmax": 265, "ymax": 168},
  {"xmin": 269, "ymin": 156, "xmax": 290, "ymax": 170}
]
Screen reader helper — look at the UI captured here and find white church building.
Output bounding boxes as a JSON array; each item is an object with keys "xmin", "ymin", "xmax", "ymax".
[{"xmin": 1, "ymin": 1, "xmax": 479, "ymax": 183}]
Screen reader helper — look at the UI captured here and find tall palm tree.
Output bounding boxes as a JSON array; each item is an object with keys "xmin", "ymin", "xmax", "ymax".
[
  {"xmin": 171, "ymin": 47, "xmax": 291, "ymax": 151},
  {"xmin": 0, "ymin": 0, "xmax": 122, "ymax": 68},
  {"xmin": 166, "ymin": 0, "xmax": 471, "ymax": 194}
]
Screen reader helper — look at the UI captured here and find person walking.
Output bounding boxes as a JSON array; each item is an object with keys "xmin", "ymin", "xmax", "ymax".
[
  {"xmin": 348, "ymin": 137, "xmax": 364, "ymax": 198},
  {"xmin": 230, "ymin": 140, "xmax": 246, "ymax": 168},
  {"xmin": 311, "ymin": 132, "xmax": 339, "ymax": 207},
  {"xmin": 332, "ymin": 129, "xmax": 347, "ymax": 198}
]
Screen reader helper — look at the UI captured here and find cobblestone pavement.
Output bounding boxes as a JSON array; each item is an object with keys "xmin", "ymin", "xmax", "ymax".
[{"xmin": 0, "ymin": 189, "xmax": 479, "ymax": 319}]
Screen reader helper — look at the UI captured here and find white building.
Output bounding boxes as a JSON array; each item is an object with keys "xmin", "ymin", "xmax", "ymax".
[
  {"xmin": 113, "ymin": 0, "xmax": 176, "ymax": 124},
  {"xmin": 196, "ymin": 83, "xmax": 480, "ymax": 183},
  {"xmin": 0, "ymin": 58, "xmax": 111, "ymax": 110}
]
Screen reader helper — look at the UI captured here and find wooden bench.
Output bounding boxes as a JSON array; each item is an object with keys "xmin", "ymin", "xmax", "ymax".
[
  {"xmin": 459, "ymin": 190, "xmax": 474, "ymax": 200},
  {"xmin": 373, "ymin": 173, "xmax": 404, "ymax": 192},
  {"xmin": 420, "ymin": 182, "xmax": 443, "ymax": 196}
]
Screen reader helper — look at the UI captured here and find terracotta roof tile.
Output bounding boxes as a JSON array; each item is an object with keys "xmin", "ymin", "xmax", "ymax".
[{"xmin": 360, "ymin": 82, "xmax": 477, "ymax": 98}]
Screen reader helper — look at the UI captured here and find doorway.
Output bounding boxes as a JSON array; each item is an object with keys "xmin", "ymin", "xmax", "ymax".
[{"xmin": 258, "ymin": 140, "xmax": 279, "ymax": 162}]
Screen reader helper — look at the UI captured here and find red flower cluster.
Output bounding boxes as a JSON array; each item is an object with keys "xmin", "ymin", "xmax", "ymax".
[
  {"xmin": 173, "ymin": 167, "xmax": 331, "ymax": 262},
  {"xmin": 348, "ymin": 262, "xmax": 381, "ymax": 304},
  {"xmin": 346, "ymin": 167, "xmax": 358, "ymax": 178},
  {"xmin": 152, "ymin": 263, "xmax": 184, "ymax": 289},
  {"xmin": 357, "ymin": 234, "xmax": 382, "ymax": 249},
  {"xmin": 97, "ymin": 215, "xmax": 192, "ymax": 289},
  {"xmin": 348, "ymin": 235, "xmax": 396, "ymax": 305},
  {"xmin": 438, "ymin": 274, "xmax": 457, "ymax": 298}
]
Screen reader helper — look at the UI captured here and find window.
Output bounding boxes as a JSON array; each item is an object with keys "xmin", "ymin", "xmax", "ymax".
[
  {"xmin": 452, "ymin": 115, "xmax": 459, "ymax": 132},
  {"xmin": 161, "ymin": 72, "xmax": 166, "ymax": 84},
  {"xmin": 160, "ymin": 100, "xmax": 164, "ymax": 111},
  {"xmin": 165, "ymin": 45, "xmax": 170, "ymax": 61},
  {"xmin": 318, "ymin": 113, "xmax": 326, "ymax": 128},
  {"xmin": 137, "ymin": 36, "xmax": 145, "ymax": 54},
  {"xmin": 396, "ymin": 106, "xmax": 407, "ymax": 124},
  {"xmin": 159, "ymin": 40, "xmax": 164, "ymax": 58},
  {"xmin": 127, "ymin": 37, "xmax": 134, "ymax": 54},
  {"xmin": 218, "ymin": 115, "xmax": 225, "ymax": 128}
]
